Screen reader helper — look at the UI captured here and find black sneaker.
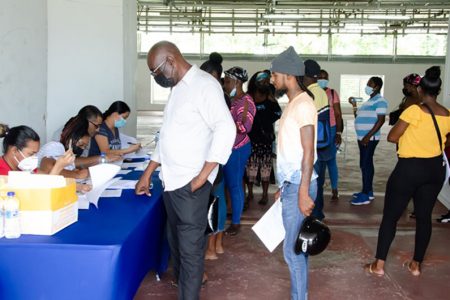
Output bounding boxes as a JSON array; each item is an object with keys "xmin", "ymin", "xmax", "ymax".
[{"xmin": 437, "ymin": 212, "xmax": 450, "ymax": 223}]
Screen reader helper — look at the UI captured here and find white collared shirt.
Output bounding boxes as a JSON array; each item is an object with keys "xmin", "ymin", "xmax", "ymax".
[{"xmin": 152, "ymin": 65, "xmax": 236, "ymax": 191}]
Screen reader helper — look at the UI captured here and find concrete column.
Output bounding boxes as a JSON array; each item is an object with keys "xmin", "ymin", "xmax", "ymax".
[
  {"xmin": 443, "ymin": 17, "xmax": 450, "ymax": 107},
  {"xmin": 46, "ymin": 0, "xmax": 137, "ymax": 140}
]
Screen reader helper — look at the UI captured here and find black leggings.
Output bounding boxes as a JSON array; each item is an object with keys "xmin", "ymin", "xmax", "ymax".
[{"xmin": 376, "ymin": 156, "xmax": 445, "ymax": 263}]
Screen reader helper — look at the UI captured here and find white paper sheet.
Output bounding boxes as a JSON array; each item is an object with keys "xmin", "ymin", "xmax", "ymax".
[
  {"xmin": 88, "ymin": 163, "xmax": 121, "ymax": 188},
  {"xmin": 123, "ymin": 148, "xmax": 151, "ymax": 160},
  {"xmin": 119, "ymin": 133, "xmax": 137, "ymax": 149},
  {"xmin": 121, "ymin": 162, "xmax": 145, "ymax": 169},
  {"xmin": 77, "ymin": 194, "xmax": 89, "ymax": 210},
  {"xmin": 108, "ymin": 179, "xmax": 138, "ymax": 190},
  {"xmin": 134, "ymin": 161, "xmax": 150, "ymax": 171},
  {"xmin": 86, "ymin": 177, "xmax": 121, "ymax": 207},
  {"xmin": 117, "ymin": 169, "xmax": 132, "ymax": 175},
  {"xmin": 82, "ymin": 164, "xmax": 121, "ymax": 208},
  {"xmin": 101, "ymin": 189, "xmax": 123, "ymax": 198},
  {"xmin": 251, "ymin": 199, "xmax": 285, "ymax": 252}
]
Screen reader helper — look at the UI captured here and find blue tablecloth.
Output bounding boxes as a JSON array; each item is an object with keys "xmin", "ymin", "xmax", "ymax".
[{"xmin": 0, "ymin": 170, "xmax": 169, "ymax": 300}]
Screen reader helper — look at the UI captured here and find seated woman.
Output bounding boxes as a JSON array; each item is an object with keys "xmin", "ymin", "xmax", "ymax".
[
  {"xmin": 38, "ymin": 116, "xmax": 91, "ymax": 180},
  {"xmin": 0, "ymin": 125, "xmax": 72, "ymax": 176},
  {"xmin": 88, "ymin": 101, "xmax": 141, "ymax": 156}
]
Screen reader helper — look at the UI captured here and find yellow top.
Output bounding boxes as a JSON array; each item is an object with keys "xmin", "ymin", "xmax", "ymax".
[
  {"xmin": 398, "ymin": 105, "xmax": 450, "ymax": 158},
  {"xmin": 308, "ymin": 83, "xmax": 329, "ymax": 111}
]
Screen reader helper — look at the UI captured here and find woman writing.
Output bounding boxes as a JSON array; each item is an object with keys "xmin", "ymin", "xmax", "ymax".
[
  {"xmin": 0, "ymin": 125, "xmax": 72, "ymax": 176},
  {"xmin": 89, "ymin": 101, "xmax": 141, "ymax": 156}
]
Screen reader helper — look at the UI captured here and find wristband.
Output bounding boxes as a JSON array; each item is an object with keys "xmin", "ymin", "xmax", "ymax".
[{"xmin": 336, "ymin": 132, "xmax": 342, "ymax": 135}]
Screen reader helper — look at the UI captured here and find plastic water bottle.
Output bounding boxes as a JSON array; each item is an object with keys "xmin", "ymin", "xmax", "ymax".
[
  {"xmin": 4, "ymin": 191, "xmax": 21, "ymax": 239},
  {"xmin": 0, "ymin": 195, "xmax": 5, "ymax": 238},
  {"xmin": 100, "ymin": 152, "xmax": 107, "ymax": 164}
]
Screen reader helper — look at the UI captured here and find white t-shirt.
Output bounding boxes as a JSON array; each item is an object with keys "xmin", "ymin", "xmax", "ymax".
[
  {"xmin": 37, "ymin": 141, "xmax": 75, "ymax": 171},
  {"xmin": 277, "ymin": 92, "xmax": 318, "ymax": 187}
]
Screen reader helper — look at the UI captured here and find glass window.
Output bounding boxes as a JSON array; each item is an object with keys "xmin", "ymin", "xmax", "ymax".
[
  {"xmin": 138, "ymin": 32, "xmax": 201, "ymax": 54},
  {"xmin": 203, "ymin": 33, "xmax": 328, "ymax": 55},
  {"xmin": 332, "ymin": 34, "xmax": 393, "ymax": 55},
  {"xmin": 396, "ymin": 34, "xmax": 447, "ymax": 56},
  {"xmin": 150, "ymin": 78, "xmax": 171, "ymax": 104},
  {"xmin": 340, "ymin": 74, "xmax": 385, "ymax": 106},
  {"xmin": 203, "ymin": 34, "xmax": 265, "ymax": 54},
  {"xmin": 263, "ymin": 34, "xmax": 329, "ymax": 55}
]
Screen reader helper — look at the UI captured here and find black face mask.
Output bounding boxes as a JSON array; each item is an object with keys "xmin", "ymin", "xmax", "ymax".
[
  {"xmin": 154, "ymin": 63, "xmax": 176, "ymax": 88},
  {"xmin": 402, "ymin": 88, "xmax": 412, "ymax": 97},
  {"xmin": 73, "ymin": 145, "xmax": 84, "ymax": 157},
  {"xmin": 154, "ymin": 73, "xmax": 175, "ymax": 88},
  {"xmin": 256, "ymin": 83, "xmax": 271, "ymax": 95}
]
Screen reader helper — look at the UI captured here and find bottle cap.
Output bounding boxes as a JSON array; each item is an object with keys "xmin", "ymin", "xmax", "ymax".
[
  {"xmin": 101, "ymin": 152, "xmax": 106, "ymax": 157},
  {"xmin": 7, "ymin": 191, "xmax": 15, "ymax": 197}
]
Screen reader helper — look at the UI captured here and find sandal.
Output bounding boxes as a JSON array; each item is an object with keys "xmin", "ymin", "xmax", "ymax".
[
  {"xmin": 331, "ymin": 190, "xmax": 339, "ymax": 202},
  {"xmin": 225, "ymin": 224, "xmax": 241, "ymax": 236},
  {"xmin": 364, "ymin": 262, "xmax": 384, "ymax": 277},
  {"xmin": 403, "ymin": 260, "xmax": 421, "ymax": 276},
  {"xmin": 258, "ymin": 195, "xmax": 269, "ymax": 206},
  {"xmin": 243, "ymin": 195, "xmax": 252, "ymax": 211}
]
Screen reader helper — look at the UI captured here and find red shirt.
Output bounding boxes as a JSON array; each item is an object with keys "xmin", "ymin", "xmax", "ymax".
[{"xmin": 0, "ymin": 158, "xmax": 12, "ymax": 176}]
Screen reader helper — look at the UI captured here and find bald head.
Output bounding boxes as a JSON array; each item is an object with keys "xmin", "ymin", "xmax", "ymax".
[{"xmin": 147, "ymin": 40, "xmax": 191, "ymax": 88}]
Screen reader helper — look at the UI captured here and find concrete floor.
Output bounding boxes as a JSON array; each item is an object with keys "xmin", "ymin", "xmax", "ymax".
[{"xmin": 135, "ymin": 116, "xmax": 450, "ymax": 300}]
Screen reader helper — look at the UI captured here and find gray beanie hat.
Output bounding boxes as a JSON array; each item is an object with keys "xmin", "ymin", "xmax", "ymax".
[{"xmin": 270, "ymin": 46, "xmax": 304, "ymax": 76}]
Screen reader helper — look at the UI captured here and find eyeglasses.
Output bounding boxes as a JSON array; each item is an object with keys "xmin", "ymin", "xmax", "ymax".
[
  {"xmin": 149, "ymin": 59, "xmax": 167, "ymax": 77},
  {"xmin": 89, "ymin": 121, "xmax": 101, "ymax": 129}
]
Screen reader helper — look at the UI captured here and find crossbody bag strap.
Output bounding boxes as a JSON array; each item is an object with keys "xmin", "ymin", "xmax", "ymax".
[{"xmin": 421, "ymin": 102, "xmax": 443, "ymax": 154}]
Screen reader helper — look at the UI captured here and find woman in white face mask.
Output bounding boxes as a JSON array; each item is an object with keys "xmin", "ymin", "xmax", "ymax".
[{"xmin": 0, "ymin": 125, "xmax": 73, "ymax": 176}]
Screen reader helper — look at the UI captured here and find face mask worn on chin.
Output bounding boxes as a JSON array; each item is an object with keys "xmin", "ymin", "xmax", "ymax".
[
  {"xmin": 230, "ymin": 86, "xmax": 237, "ymax": 97},
  {"xmin": 15, "ymin": 150, "xmax": 39, "ymax": 172},
  {"xmin": 402, "ymin": 88, "xmax": 412, "ymax": 97},
  {"xmin": 317, "ymin": 79, "xmax": 329, "ymax": 89},
  {"xmin": 365, "ymin": 85, "xmax": 374, "ymax": 96},
  {"xmin": 114, "ymin": 117, "xmax": 127, "ymax": 128}
]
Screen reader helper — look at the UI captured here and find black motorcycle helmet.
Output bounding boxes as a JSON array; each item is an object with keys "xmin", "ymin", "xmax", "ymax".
[{"xmin": 295, "ymin": 216, "xmax": 331, "ymax": 256}]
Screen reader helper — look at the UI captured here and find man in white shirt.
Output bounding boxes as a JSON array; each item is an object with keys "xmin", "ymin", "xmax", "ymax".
[{"xmin": 135, "ymin": 41, "xmax": 235, "ymax": 300}]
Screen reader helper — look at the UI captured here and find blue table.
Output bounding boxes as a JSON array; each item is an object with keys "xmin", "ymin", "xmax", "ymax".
[{"xmin": 0, "ymin": 171, "xmax": 169, "ymax": 300}]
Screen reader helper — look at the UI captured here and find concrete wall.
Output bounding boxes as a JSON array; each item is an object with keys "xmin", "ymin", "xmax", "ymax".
[
  {"xmin": 47, "ymin": 0, "xmax": 137, "ymax": 140},
  {"xmin": 0, "ymin": 0, "xmax": 48, "ymax": 140},
  {"xmin": 136, "ymin": 57, "xmax": 445, "ymax": 113}
]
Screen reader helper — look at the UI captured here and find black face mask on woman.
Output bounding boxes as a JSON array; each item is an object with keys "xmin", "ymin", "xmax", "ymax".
[
  {"xmin": 256, "ymin": 83, "xmax": 271, "ymax": 95},
  {"xmin": 402, "ymin": 88, "xmax": 412, "ymax": 97},
  {"xmin": 73, "ymin": 145, "xmax": 84, "ymax": 157}
]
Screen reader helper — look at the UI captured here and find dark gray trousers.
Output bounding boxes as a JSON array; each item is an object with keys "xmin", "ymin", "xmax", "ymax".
[{"xmin": 163, "ymin": 181, "xmax": 212, "ymax": 300}]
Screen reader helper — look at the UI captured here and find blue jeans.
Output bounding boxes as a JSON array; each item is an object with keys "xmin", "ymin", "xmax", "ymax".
[
  {"xmin": 281, "ymin": 179, "xmax": 317, "ymax": 300},
  {"xmin": 312, "ymin": 161, "xmax": 326, "ymax": 220},
  {"xmin": 223, "ymin": 142, "xmax": 251, "ymax": 225},
  {"xmin": 326, "ymin": 126, "xmax": 339, "ymax": 190},
  {"xmin": 358, "ymin": 140, "xmax": 379, "ymax": 194}
]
